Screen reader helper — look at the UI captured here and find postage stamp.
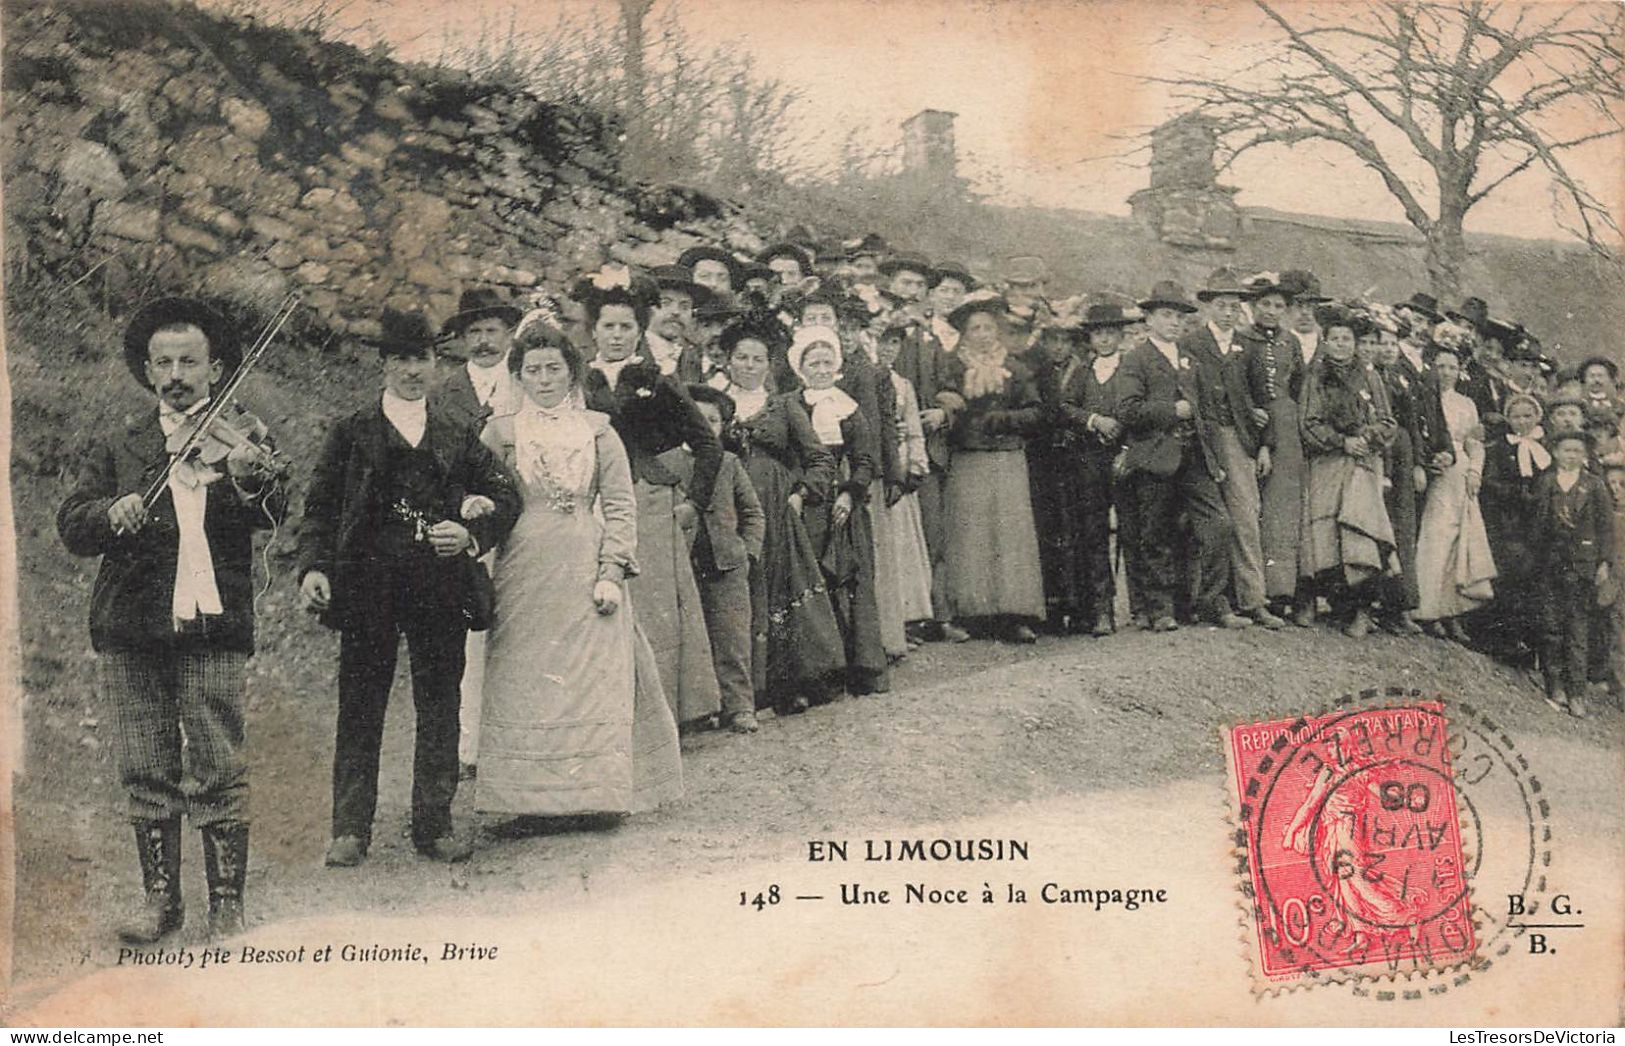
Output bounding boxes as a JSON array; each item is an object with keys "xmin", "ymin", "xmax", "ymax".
[{"xmin": 1226, "ymin": 698, "xmax": 1478, "ymax": 986}]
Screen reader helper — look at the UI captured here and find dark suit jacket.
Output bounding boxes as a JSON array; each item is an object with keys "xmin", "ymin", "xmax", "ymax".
[
  {"xmin": 57, "ymin": 411, "xmax": 289, "ymax": 653},
  {"xmin": 1180, "ymin": 325, "xmax": 1264, "ymax": 457},
  {"xmin": 1532, "ymin": 469, "xmax": 1614, "ymax": 574},
  {"xmin": 1117, "ymin": 339, "xmax": 1223, "ymax": 480},
  {"xmin": 431, "ymin": 364, "xmax": 491, "ymax": 437},
  {"xmin": 295, "ymin": 404, "xmax": 520, "ymax": 632},
  {"xmin": 1235, "ymin": 323, "xmax": 1303, "ymax": 451},
  {"xmin": 892, "ymin": 328, "xmax": 966, "ymax": 471},
  {"xmin": 669, "ymin": 451, "xmax": 766, "ymax": 574}
]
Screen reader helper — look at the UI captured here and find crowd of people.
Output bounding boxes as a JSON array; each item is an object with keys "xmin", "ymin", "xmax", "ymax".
[{"xmin": 58, "ymin": 227, "xmax": 1623, "ymax": 946}]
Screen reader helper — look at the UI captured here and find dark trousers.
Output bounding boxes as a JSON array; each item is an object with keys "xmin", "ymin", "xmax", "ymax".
[
  {"xmin": 1078, "ymin": 448, "xmax": 1117, "ymax": 622},
  {"xmin": 1126, "ymin": 448, "xmax": 1235, "ymax": 622},
  {"xmin": 914, "ymin": 467, "xmax": 953, "ymax": 622},
  {"xmin": 102, "ymin": 647, "xmax": 248, "ymax": 826},
  {"xmin": 332, "ymin": 606, "xmax": 466, "ymax": 847},
  {"xmin": 1540, "ymin": 564, "xmax": 1593, "ymax": 697},
  {"xmin": 698, "ymin": 566, "xmax": 755, "ymax": 719}
]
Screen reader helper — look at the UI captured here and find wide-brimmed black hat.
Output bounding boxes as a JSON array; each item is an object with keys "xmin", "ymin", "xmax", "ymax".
[
  {"xmin": 757, "ymin": 242, "xmax": 813, "ymax": 273},
  {"xmin": 444, "ymin": 287, "xmax": 522, "ymax": 335},
  {"xmin": 847, "ymin": 232, "xmax": 890, "ymax": 260},
  {"xmin": 1447, "ymin": 296, "xmax": 1490, "ymax": 330},
  {"xmin": 694, "ymin": 298, "xmax": 741, "ymax": 325},
  {"xmin": 1392, "ymin": 291, "xmax": 1442, "ymax": 322},
  {"xmin": 365, "ymin": 308, "xmax": 440, "ymax": 358},
  {"xmin": 878, "ymin": 252, "xmax": 932, "ymax": 278},
  {"xmin": 928, "ymin": 261, "xmax": 977, "ymax": 290},
  {"xmin": 946, "ymin": 293, "xmax": 1009, "ymax": 332},
  {"xmin": 677, "ymin": 245, "xmax": 741, "ymax": 286},
  {"xmin": 123, "ymin": 296, "xmax": 239, "ymax": 390},
  {"xmin": 1137, "ymin": 280, "xmax": 1197, "ymax": 314},
  {"xmin": 650, "ymin": 264, "xmax": 713, "ymax": 306},
  {"xmin": 1079, "ymin": 302, "xmax": 1137, "ymax": 331},
  {"xmin": 1276, "ymin": 270, "xmax": 1329, "ymax": 304},
  {"xmin": 1195, "ymin": 266, "xmax": 1255, "ymax": 302}
]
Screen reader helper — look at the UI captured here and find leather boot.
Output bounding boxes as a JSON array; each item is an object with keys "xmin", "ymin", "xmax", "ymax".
[
  {"xmin": 118, "ymin": 819, "xmax": 183, "ymax": 944},
  {"xmin": 201, "ymin": 822, "xmax": 249, "ymax": 940}
]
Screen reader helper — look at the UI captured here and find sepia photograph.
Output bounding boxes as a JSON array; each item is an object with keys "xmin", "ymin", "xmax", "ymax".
[{"xmin": 0, "ymin": 0, "xmax": 1621, "ymax": 1027}]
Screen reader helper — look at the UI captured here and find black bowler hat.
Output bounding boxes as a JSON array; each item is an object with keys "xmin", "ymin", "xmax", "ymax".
[
  {"xmin": 847, "ymin": 232, "xmax": 890, "ymax": 260},
  {"xmin": 444, "ymin": 287, "xmax": 522, "ymax": 336},
  {"xmin": 1079, "ymin": 302, "xmax": 1137, "ymax": 331},
  {"xmin": 1276, "ymin": 270, "xmax": 1330, "ymax": 304},
  {"xmin": 123, "ymin": 296, "xmax": 238, "ymax": 390},
  {"xmin": 1447, "ymin": 296, "xmax": 1490, "ymax": 331},
  {"xmin": 1137, "ymin": 280, "xmax": 1197, "ymax": 314},
  {"xmin": 365, "ymin": 309, "xmax": 440, "ymax": 359},
  {"xmin": 650, "ymin": 264, "xmax": 713, "ymax": 306},
  {"xmin": 1393, "ymin": 291, "xmax": 1442, "ymax": 322},
  {"xmin": 1195, "ymin": 266, "xmax": 1255, "ymax": 302}
]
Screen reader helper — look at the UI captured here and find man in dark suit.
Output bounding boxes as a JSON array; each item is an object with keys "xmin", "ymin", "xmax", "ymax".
[
  {"xmin": 58, "ymin": 297, "xmax": 288, "ymax": 941},
  {"xmin": 1117, "ymin": 281, "xmax": 1250, "ymax": 631},
  {"xmin": 432, "ymin": 287, "xmax": 521, "ymax": 780},
  {"xmin": 434, "ymin": 287, "xmax": 521, "ymax": 435},
  {"xmin": 1182, "ymin": 268, "xmax": 1284, "ymax": 629},
  {"xmin": 298, "ymin": 310, "xmax": 520, "ymax": 866}
]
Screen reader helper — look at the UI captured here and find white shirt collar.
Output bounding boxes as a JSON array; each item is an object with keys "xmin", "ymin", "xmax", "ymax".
[
  {"xmin": 466, "ymin": 359, "xmax": 507, "ymax": 405},
  {"xmin": 381, "ymin": 389, "xmax": 427, "ymax": 447},
  {"xmin": 591, "ymin": 356, "xmax": 638, "ymax": 390},
  {"xmin": 646, "ymin": 332, "xmax": 681, "ymax": 375},
  {"xmin": 1092, "ymin": 353, "xmax": 1120, "ymax": 383},
  {"xmin": 1148, "ymin": 336, "xmax": 1179, "ymax": 369},
  {"xmin": 1207, "ymin": 321, "xmax": 1234, "ymax": 352},
  {"xmin": 1297, "ymin": 329, "xmax": 1319, "ymax": 363}
]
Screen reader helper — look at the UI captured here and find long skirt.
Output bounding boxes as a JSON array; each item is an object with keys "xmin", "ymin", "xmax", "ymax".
[
  {"xmin": 869, "ymin": 478, "xmax": 910, "ymax": 657},
  {"xmin": 887, "ymin": 488, "xmax": 935, "ymax": 622},
  {"xmin": 741, "ymin": 454, "xmax": 846, "ymax": 700},
  {"xmin": 1414, "ymin": 459, "xmax": 1497, "ymax": 620},
  {"xmin": 944, "ymin": 448, "xmax": 1046, "ymax": 620},
  {"xmin": 476, "ymin": 502, "xmax": 682, "ymax": 816},
  {"xmin": 1300, "ymin": 452, "xmax": 1396, "ymax": 588},
  {"xmin": 631, "ymin": 480, "xmax": 722, "ymax": 725},
  {"xmin": 805, "ymin": 488, "xmax": 887, "ymax": 677},
  {"xmin": 1261, "ymin": 397, "xmax": 1306, "ymax": 599}
]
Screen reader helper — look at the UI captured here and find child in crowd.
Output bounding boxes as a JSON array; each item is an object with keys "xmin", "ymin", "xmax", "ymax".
[
  {"xmin": 686, "ymin": 385, "xmax": 767, "ymax": 733},
  {"xmin": 1531, "ymin": 430, "xmax": 1612, "ymax": 718}
]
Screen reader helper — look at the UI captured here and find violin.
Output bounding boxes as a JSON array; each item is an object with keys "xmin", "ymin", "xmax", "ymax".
[
  {"xmin": 141, "ymin": 294, "xmax": 300, "ymax": 509},
  {"xmin": 163, "ymin": 402, "xmax": 291, "ymax": 486}
]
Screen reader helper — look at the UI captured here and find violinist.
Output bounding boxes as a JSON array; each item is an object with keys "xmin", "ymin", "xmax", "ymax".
[{"xmin": 56, "ymin": 296, "xmax": 288, "ymax": 944}]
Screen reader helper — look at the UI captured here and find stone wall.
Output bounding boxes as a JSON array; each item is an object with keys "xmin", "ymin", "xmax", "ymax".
[{"xmin": 2, "ymin": 1, "xmax": 767, "ymax": 340}]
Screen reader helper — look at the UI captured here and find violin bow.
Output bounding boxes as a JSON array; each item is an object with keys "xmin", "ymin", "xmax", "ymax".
[{"xmin": 141, "ymin": 293, "xmax": 302, "ymax": 509}]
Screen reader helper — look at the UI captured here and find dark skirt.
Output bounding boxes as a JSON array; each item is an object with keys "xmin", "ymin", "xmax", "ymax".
[
  {"xmin": 803, "ymin": 469, "xmax": 887, "ymax": 679},
  {"xmin": 741, "ymin": 449, "xmax": 846, "ymax": 699},
  {"xmin": 1383, "ymin": 429, "xmax": 1421, "ymax": 610}
]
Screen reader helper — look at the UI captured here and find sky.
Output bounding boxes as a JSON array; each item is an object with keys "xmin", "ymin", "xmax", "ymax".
[{"xmin": 235, "ymin": 0, "xmax": 1623, "ymax": 242}]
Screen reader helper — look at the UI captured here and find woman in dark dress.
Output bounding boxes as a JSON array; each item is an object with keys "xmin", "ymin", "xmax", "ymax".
[
  {"xmin": 1366, "ymin": 309, "xmax": 1427, "ymax": 635},
  {"xmin": 784, "ymin": 325, "xmax": 889, "ymax": 695},
  {"xmin": 1478, "ymin": 391, "xmax": 1551, "ymax": 666},
  {"xmin": 718, "ymin": 321, "xmax": 847, "ymax": 713},
  {"xmin": 576, "ymin": 267, "xmax": 725, "ymax": 728}
]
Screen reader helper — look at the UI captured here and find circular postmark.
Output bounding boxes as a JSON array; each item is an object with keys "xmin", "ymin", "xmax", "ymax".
[{"xmin": 1228, "ymin": 686, "xmax": 1551, "ymax": 1001}]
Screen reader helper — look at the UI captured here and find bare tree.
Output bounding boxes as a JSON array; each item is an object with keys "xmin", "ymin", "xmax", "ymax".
[{"xmin": 1149, "ymin": 1, "xmax": 1623, "ymax": 300}]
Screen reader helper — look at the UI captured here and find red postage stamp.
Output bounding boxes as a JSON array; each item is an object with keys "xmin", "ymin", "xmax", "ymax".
[{"xmin": 1225, "ymin": 701, "xmax": 1477, "ymax": 985}]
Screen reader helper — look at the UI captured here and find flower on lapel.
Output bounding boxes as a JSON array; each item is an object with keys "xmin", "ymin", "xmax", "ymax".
[{"xmin": 1178, "ymin": 356, "xmax": 1192, "ymax": 371}]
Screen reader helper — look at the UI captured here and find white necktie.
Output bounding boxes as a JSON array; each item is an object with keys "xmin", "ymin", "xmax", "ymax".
[{"xmin": 158, "ymin": 405, "xmax": 223, "ymax": 625}]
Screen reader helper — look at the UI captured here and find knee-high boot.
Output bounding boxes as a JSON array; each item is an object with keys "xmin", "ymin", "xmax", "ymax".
[
  {"xmin": 118, "ymin": 819, "xmax": 183, "ymax": 943},
  {"xmin": 201, "ymin": 822, "xmax": 249, "ymax": 939}
]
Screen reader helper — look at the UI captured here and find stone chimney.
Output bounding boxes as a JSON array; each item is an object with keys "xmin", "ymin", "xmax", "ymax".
[
  {"xmin": 1127, "ymin": 112, "xmax": 1242, "ymax": 249},
  {"xmin": 901, "ymin": 109, "xmax": 957, "ymax": 181}
]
